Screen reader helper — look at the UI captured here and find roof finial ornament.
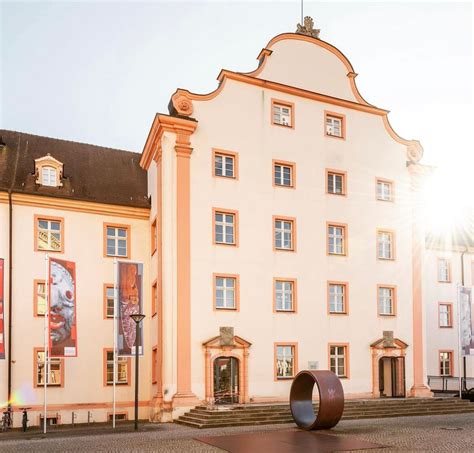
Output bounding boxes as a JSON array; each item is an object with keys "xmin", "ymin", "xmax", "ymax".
[{"xmin": 296, "ymin": 16, "xmax": 320, "ymax": 39}]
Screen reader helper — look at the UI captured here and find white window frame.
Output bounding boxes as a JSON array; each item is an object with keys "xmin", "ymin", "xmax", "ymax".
[
  {"xmin": 41, "ymin": 166, "xmax": 57, "ymax": 187},
  {"xmin": 276, "ymin": 345, "xmax": 295, "ymax": 378},
  {"xmin": 275, "ymin": 281, "xmax": 294, "ymax": 312},
  {"xmin": 106, "ymin": 351, "xmax": 128, "ymax": 385},
  {"xmin": 272, "ymin": 103, "xmax": 292, "ymax": 127},
  {"xmin": 326, "ymin": 115, "xmax": 342, "ymax": 137},
  {"xmin": 36, "ymin": 351, "xmax": 62, "ymax": 386},
  {"xmin": 106, "ymin": 226, "xmax": 128, "ymax": 257},
  {"xmin": 328, "ymin": 225, "xmax": 345, "ymax": 255},
  {"xmin": 439, "ymin": 304, "xmax": 452, "ymax": 327},
  {"xmin": 36, "ymin": 281, "xmax": 46, "ymax": 316},
  {"xmin": 215, "ymin": 277, "xmax": 236, "ymax": 309},
  {"xmin": 106, "ymin": 286, "xmax": 115, "ymax": 318},
  {"xmin": 275, "ymin": 219, "xmax": 294, "ymax": 250},
  {"xmin": 329, "ymin": 345, "xmax": 347, "ymax": 377},
  {"xmin": 274, "ymin": 164, "xmax": 293, "ymax": 187},
  {"xmin": 214, "ymin": 153, "xmax": 235, "ymax": 178},
  {"xmin": 327, "ymin": 172, "xmax": 344, "ymax": 195},
  {"xmin": 439, "ymin": 352, "xmax": 452, "ymax": 376},
  {"xmin": 329, "ymin": 284, "xmax": 346, "ymax": 313},
  {"xmin": 378, "ymin": 287, "xmax": 395, "ymax": 315},
  {"xmin": 37, "ymin": 218, "xmax": 62, "ymax": 251},
  {"xmin": 215, "ymin": 212, "xmax": 235, "ymax": 245},
  {"xmin": 378, "ymin": 231, "xmax": 393, "ymax": 259},
  {"xmin": 377, "ymin": 180, "xmax": 392, "ymax": 201},
  {"xmin": 438, "ymin": 259, "xmax": 450, "ymax": 282}
]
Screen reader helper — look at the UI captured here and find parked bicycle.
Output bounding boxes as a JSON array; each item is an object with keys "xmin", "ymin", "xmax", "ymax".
[
  {"xmin": 1, "ymin": 408, "xmax": 12, "ymax": 432},
  {"xmin": 20, "ymin": 408, "xmax": 30, "ymax": 432}
]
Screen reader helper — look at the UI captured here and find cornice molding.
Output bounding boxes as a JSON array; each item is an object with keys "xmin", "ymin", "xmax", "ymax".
[{"xmin": 0, "ymin": 192, "xmax": 150, "ymax": 220}]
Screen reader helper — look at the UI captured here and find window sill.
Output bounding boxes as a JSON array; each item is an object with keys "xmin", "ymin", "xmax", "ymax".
[
  {"xmin": 276, "ymin": 377, "xmax": 295, "ymax": 381},
  {"xmin": 325, "ymin": 133, "xmax": 344, "ymax": 140},
  {"xmin": 328, "ymin": 253, "xmax": 347, "ymax": 257},
  {"xmin": 274, "ymin": 184, "xmax": 295, "ymax": 189},
  {"xmin": 272, "ymin": 122, "xmax": 293, "ymax": 129},
  {"xmin": 438, "ymin": 281, "xmax": 452, "ymax": 284},
  {"xmin": 275, "ymin": 309, "xmax": 296, "ymax": 314},
  {"xmin": 275, "ymin": 248, "xmax": 296, "ymax": 252},
  {"xmin": 215, "ymin": 242, "xmax": 237, "ymax": 247},
  {"xmin": 378, "ymin": 257, "xmax": 395, "ymax": 261},
  {"xmin": 439, "ymin": 326, "xmax": 453, "ymax": 329},
  {"xmin": 327, "ymin": 192, "xmax": 346, "ymax": 196},
  {"xmin": 215, "ymin": 307, "xmax": 238, "ymax": 311},
  {"xmin": 36, "ymin": 249, "xmax": 63, "ymax": 253},
  {"xmin": 378, "ymin": 314, "xmax": 396, "ymax": 317},
  {"xmin": 376, "ymin": 198, "xmax": 394, "ymax": 203},
  {"xmin": 106, "ymin": 383, "xmax": 129, "ymax": 386},
  {"xmin": 329, "ymin": 311, "xmax": 348, "ymax": 315},
  {"xmin": 214, "ymin": 174, "xmax": 237, "ymax": 180}
]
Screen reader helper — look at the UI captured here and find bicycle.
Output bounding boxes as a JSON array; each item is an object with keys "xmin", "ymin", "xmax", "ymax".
[
  {"xmin": 1, "ymin": 408, "xmax": 12, "ymax": 432},
  {"xmin": 20, "ymin": 407, "xmax": 30, "ymax": 432}
]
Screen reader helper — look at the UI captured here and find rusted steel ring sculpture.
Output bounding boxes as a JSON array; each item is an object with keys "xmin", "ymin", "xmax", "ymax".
[{"xmin": 290, "ymin": 370, "xmax": 344, "ymax": 430}]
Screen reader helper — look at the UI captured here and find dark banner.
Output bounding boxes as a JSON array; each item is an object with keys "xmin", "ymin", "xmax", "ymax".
[
  {"xmin": 117, "ymin": 261, "xmax": 143, "ymax": 356},
  {"xmin": 49, "ymin": 258, "xmax": 77, "ymax": 357},
  {"xmin": 0, "ymin": 259, "xmax": 4, "ymax": 359}
]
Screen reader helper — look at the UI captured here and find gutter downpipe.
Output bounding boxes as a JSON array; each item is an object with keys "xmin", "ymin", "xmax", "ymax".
[
  {"xmin": 7, "ymin": 189, "xmax": 12, "ymax": 410},
  {"xmin": 461, "ymin": 247, "xmax": 468, "ymax": 391}
]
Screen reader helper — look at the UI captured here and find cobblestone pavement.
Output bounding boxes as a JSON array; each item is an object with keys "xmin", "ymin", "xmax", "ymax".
[{"xmin": 1, "ymin": 413, "xmax": 474, "ymax": 452}]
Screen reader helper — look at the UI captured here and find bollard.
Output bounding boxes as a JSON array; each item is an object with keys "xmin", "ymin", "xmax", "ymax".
[
  {"xmin": 72, "ymin": 412, "xmax": 76, "ymax": 427},
  {"xmin": 87, "ymin": 411, "xmax": 91, "ymax": 425}
]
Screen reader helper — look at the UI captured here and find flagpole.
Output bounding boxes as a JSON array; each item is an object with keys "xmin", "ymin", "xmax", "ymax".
[
  {"xmin": 113, "ymin": 259, "xmax": 118, "ymax": 428},
  {"xmin": 457, "ymin": 284, "xmax": 462, "ymax": 398},
  {"xmin": 43, "ymin": 254, "xmax": 49, "ymax": 434}
]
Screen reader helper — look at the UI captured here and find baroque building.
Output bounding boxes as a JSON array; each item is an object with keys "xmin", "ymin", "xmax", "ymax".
[{"xmin": 1, "ymin": 22, "xmax": 472, "ymax": 425}]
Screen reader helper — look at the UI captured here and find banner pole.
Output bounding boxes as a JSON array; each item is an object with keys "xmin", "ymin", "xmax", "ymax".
[
  {"xmin": 457, "ymin": 284, "xmax": 462, "ymax": 399},
  {"xmin": 113, "ymin": 259, "xmax": 118, "ymax": 428},
  {"xmin": 43, "ymin": 254, "xmax": 49, "ymax": 434}
]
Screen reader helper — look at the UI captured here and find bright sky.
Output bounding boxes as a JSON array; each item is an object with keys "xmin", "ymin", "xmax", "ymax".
[{"xmin": 1, "ymin": 2, "xmax": 472, "ymax": 188}]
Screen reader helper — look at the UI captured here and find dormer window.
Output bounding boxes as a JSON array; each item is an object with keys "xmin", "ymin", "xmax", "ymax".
[
  {"xmin": 42, "ymin": 167, "xmax": 57, "ymax": 186},
  {"xmin": 35, "ymin": 154, "xmax": 63, "ymax": 187}
]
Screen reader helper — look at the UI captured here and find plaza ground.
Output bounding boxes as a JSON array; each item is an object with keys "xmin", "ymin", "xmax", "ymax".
[{"xmin": 1, "ymin": 412, "xmax": 474, "ymax": 452}]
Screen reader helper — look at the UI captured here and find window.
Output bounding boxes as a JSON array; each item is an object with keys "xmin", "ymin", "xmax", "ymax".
[
  {"xmin": 439, "ymin": 351, "xmax": 453, "ymax": 376},
  {"xmin": 377, "ymin": 230, "xmax": 394, "ymax": 260},
  {"xmin": 378, "ymin": 286, "xmax": 396, "ymax": 316},
  {"xmin": 34, "ymin": 280, "xmax": 46, "ymax": 316},
  {"xmin": 328, "ymin": 282, "xmax": 348, "ymax": 314},
  {"xmin": 104, "ymin": 224, "xmax": 129, "ymax": 258},
  {"xmin": 35, "ymin": 216, "xmax": 63, "ymax": 252},
  {"xmin": 214, "ymin": 275, "xmax": 239, "ymax": 310},
  {"xmin": 326, "ymin": 170, "xmax": 346, "ymax": 195},
  {"xmin": 213, "ymin": 209, "xmax": 238, "ymax": 246},
  {"xmin": 35, "ymin": 350, "xmax": 62, "ymax": 386},
  {"xmin": 439, "ymin": 304, "xmax": 453, "ymax": 328},
  {"xmin": 151, "ymin": 218, "xmax": 157, "ymax": 255},
  {"xmin": 152, "ymin": 281, "xmax": 158, "ymax": 316},
  {"xmin": 274, "ymin": 217, "xmax": 295, "ymax": 251},
  {"xmin": 376, "ymin": 179, "xmax": 393, "ymax": 201},
  {"xmin": 108, "ymin": 413, "xmax": 128, "ymax": 422},
  {"xmin": 213, "ymin": 149, "xmax": 238, "ymax": 179},
  {"xmin": 272, "ymin": 99, "xmax": 294, "ymax": 128},
  {"xmin": 41, "ymin": 166, "xmax": 57, "ymax": 186},
  {"xmin": 329, "ymin": 345, "xmax": 348, "ymax": 377},
  {"xmin": 438, "ymin": 258, "xmax": 451, "ymax": 282},
  {"xmin": 275, "ymin": 344, "xmax": 296, "ymax": 379},
  {"xmin": 105, "ymin": 350, "xmax": 129, "ymax": 385},
  {"xmin": 104, "ymin": 284, "xmax": 114, "ymax": 319},
  {"xmin": 274, "ymin": 279, "xmax": 296, "ymax": 312},
  {"xmin": 327, "ymin": 223, "xmax": 347, "ymax": 255},
  {"xmin": 325, "ymin": 111, "xmax": 345, "ymax": 138},
  {"xmin": 273, "ymin": 161, "xmax": 295, "ymax": 188}
]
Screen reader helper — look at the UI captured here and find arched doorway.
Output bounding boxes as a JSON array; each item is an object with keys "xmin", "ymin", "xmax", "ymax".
[
  {"xmin": 213, "ymin": 356, "xmax": 239, "ymax": 404},
  {"xmin": 378, "ymin": 356, "xmax": 406, "ymax": 398},
  {"xmin": 370, "ymin": 332, "xmax": 408, "ymax": 398}
]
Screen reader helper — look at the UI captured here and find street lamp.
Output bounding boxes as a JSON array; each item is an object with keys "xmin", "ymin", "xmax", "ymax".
[{"xmin": 130, "ymin": 313, "xmax": 145, "ymax": 430}]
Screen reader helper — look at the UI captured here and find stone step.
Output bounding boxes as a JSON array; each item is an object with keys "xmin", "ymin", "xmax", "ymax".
[
  {"xmin": 177, "ymin": 398, "xmax": 474, "ymax": 428},
  {"xmin": 177, "ymin": 407, "xmax": 474, "ymax": 429},
  {"xmin": 188, "ymin": 402, "xmax": 472, "ymax": 418},
  {"xmin": 179, "ymin": 406, "xmax": 474, "ymax": 426}
]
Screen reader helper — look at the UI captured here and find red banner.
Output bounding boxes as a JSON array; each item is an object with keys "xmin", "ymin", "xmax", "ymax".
[
  {"xmin": 48, "ymin": 258, "xmax": 77, "ymax": 357},
  {"xmin": 0, "ymin": 259, "xmax": 4, "ymax": 360},
  {"xmin": 117, "ymin": 261, "xmax": 143, "ymax": 356}
]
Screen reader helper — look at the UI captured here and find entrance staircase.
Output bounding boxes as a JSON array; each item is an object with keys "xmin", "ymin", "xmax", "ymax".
[{"xmin": 176, "ymin": 397, "xmax": 474, "ymax": 428}]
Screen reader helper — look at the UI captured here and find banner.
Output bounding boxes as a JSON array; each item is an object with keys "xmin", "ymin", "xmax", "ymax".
[
  {"xmin": 117, "ymin": 261, "xmax": 143, "ymax": 356},
  {"xmin": 48, "ymin": 258, "xmax": 77, "ymax": 357},
  {"xmin": 460, "ymin": 286, "xmax": 473, "ymax": 356},
  {"xmin": 0, "ymin": 259, "xmax": 4, "ymax": 359}
]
